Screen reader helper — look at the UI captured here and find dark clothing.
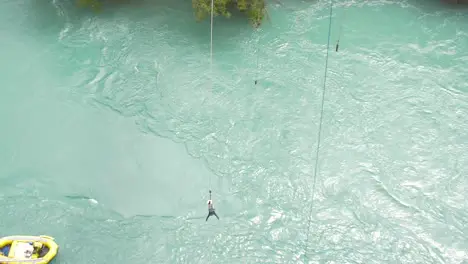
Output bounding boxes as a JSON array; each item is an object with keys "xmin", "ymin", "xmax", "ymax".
[{"xmin": 206, "ymin": 208, "xmax": 219, "ymax": 221}]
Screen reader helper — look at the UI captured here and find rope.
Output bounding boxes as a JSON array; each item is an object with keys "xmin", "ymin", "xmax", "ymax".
[
  {"xmin": 303, "ymin": 0, "xmax": 334, "ymax": 261},
  {"xmin": 255, "ymin": 28, "xmax": 260, "ymax": 85},
  {"xmin": 210, "ymin": 0, "xmax": 214, "ymax": 82},
  {"xmin": 208, "ymin": 0, "xmax": 214, "ymax": 191},
  {"xmin": 207, "ymin": 11, "xmax": 214, "ymax": 264}
]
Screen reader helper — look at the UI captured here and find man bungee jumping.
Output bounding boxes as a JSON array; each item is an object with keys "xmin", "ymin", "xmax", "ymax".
[{"xmin": 206, "ymin": 190, "xmax": 219, "ymax": 221}]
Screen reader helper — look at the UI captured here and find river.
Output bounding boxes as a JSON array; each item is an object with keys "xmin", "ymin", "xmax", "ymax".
[{"xmin": 0, "ymin": 0, "xmax": 467, "ymax": 263}]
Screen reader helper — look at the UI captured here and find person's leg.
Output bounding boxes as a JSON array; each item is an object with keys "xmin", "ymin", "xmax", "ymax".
[
  {"xmin": 214, "ymin": 212, "xmax": 219, "ymax": 220},
  {"xmin": 206, "ymin": 213, "xmax": 210, "ymax": 221}
]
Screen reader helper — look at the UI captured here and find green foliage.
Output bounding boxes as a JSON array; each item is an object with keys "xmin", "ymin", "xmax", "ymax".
[
  {"xmin": 78, "ymin": 0, "xmax": 266, "ymax": 27},
  {"xmin": 77, "ymin": 0, "xmax": 101, "ymax": 11},
  {"xmin": 192, "ymin": 0, "xmax": 265, "ymax": 27}
]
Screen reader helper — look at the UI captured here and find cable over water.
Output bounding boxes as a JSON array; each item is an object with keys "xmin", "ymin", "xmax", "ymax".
[
  {"xmin": 208, "ymin": 0, "xmax": 214, "ymax": 192},
  {"xmin": 255, "ymin": 28, "xmax": 260, "ymax": 85},
  {"xmin": 303, "ymin": 0, "xmax": 334, "ymax": 261}
]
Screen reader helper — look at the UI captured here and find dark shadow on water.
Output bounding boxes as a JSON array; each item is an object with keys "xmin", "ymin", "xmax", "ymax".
[
  {"xmin": 23, "ymin": 0, "xmax": 70, "ymax": 36},
  {"xmin": 26, "ymin": 0, "xmax": 261, "ymax": 48},
  {"xmin": 25, "ymin": 0, "xmax": 468, "ymax": 53},
  {"xmin": 26, "ymin": 0, "xmax": 468, "ymax": 32},
  {"xmin": 28, "ymin": 0, "xmax": 307, "ymax": 35},
  {"xmin": 409, "ymin": 0, "xmax": 468, "ymax": 13},
  {"xmin": 406, "ymin": 0, "xmax": 468, "ymax": 27}
]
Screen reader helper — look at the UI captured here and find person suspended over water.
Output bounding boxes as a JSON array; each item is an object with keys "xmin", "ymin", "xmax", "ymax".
[{"xmin": 206, "ymin": 190, "xmax": 219, "ymax": 221}]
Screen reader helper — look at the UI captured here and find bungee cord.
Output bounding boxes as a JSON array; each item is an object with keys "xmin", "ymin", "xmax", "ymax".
[
  {"xmin": 208, "ymin": 0, "xmax": 214, "ymax": 192},
  {"xmin": 303, "ymin": 0, "xmax": 334, "ymax": 261},
  {"xmin": 255, "ymin": 28, "xmax": 260, "ymax": 85}
]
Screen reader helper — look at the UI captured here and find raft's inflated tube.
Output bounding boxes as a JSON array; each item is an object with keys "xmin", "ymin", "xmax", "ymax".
[{"xmin": 0, "ymin": 236, "xmax": 58, "ymax": 264}]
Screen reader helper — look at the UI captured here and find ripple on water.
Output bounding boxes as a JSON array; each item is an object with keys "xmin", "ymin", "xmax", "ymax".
[{"xmin": 45, "ymin": 0, "xmax": 468, "ymax": 263}]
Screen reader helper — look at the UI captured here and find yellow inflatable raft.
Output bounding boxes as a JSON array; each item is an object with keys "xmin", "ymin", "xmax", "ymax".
[{"xmin": 0, "ymin": 236, "xmax": 58, "ymax": 264}]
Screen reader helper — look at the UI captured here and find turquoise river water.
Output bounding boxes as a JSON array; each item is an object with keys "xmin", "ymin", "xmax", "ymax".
[{"xmin": 0, "ymin": 0, "xmax": 467, "ymax": 263}]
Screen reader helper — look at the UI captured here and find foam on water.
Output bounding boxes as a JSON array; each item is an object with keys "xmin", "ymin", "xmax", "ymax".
[{"xmin": 0, "ymin": 0, "xmax": 467, "ymax": 263}]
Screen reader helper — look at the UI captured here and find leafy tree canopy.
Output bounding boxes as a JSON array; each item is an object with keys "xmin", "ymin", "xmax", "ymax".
[
  {"xmin": 77, "ymin": 0, "xmax": 266, "ymax": 27},
  {"xmin": 192, "ymin": 0, "xmax": 265, "ymax": 27}
]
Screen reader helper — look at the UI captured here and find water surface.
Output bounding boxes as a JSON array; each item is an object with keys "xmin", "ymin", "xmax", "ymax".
[{"xmin": 0, "ymin": 0, "xmax": 467, "ymax": 263}]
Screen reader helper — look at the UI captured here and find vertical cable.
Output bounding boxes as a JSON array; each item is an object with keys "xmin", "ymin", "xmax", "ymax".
[{"xmin": 303, "ymin": 0, "xmax": 334, "ymax": 262}]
